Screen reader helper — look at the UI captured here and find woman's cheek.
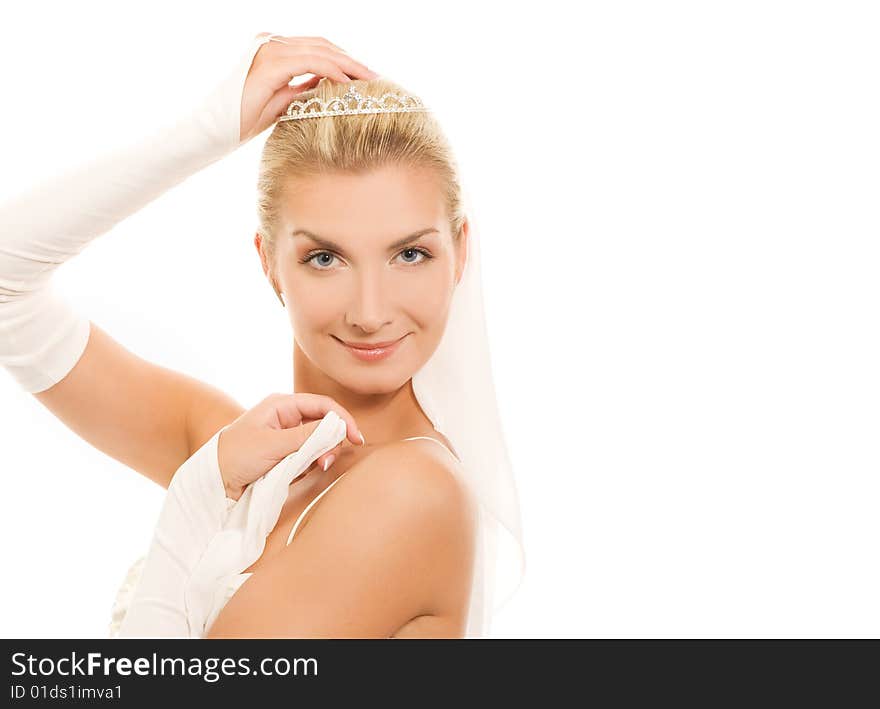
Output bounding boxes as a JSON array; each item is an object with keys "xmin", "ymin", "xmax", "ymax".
[
  {"xmin": 405, "ymin": 268, "xmax": 452, "ymax": 317},
  {"xmin": 288, "ymin": 278, "xmax": 342, "ymax": 325}
]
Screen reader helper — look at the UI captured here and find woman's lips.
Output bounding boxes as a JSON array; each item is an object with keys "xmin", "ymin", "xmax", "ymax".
[{"xmin": 335, "ymin": 334, "xmax": 407, "ymax": 362}]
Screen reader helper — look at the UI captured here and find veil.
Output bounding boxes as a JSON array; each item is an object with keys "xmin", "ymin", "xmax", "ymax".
[{"xmin": 408, "ymin": 184, "xmax": 526, "ymax": 638}]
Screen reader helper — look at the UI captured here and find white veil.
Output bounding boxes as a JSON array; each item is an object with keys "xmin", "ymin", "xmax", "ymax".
[{"xmin": 409, "ymin": 185, "xmax": 526, "ymax": 638}]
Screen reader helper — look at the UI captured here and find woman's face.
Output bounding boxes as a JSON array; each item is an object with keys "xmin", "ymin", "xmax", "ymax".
[{"xmin": 256, "ymin": 163, "xmax": 468, "ymax": 395}]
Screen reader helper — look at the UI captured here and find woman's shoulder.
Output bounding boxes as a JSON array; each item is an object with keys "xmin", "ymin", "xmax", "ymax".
[
  {"xmin": 214, "ymin": 436, "xmax": 478, "ymax": 637},
  {"xmin": 354, "ymin": 436, "xmax": 471, "ymax": 509},
  {"xmin": 307, "ymin": 436, "xmax": 477, "ymax": 541}
]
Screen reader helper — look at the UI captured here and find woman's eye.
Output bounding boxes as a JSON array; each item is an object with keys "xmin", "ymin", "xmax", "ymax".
[
  {"xmin": 396, "ymin": 247, "xmax": 428, "ymax": 265},
  {"xmin": 314, "ymin": 252, "xmax": 336, "ymax": 268},
  {"xmin": 303, "ymin": 251, "xmax": 339, "ymax": 269}
]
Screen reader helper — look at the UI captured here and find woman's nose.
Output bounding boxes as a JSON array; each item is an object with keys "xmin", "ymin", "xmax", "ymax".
[{"xmin": 345, "ymin": 270, "xmax": 392, "ymax": 331}]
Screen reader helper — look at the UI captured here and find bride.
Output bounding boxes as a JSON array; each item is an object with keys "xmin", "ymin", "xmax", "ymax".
[{"xmin": 0, "ymin": 32, "xmax": 524, "ymax": 638}]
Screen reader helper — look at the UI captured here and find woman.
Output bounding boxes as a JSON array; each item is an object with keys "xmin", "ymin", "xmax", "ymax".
[{"xmin": 0, "ymin": 32, "xmax": 524, "ymax": 638}]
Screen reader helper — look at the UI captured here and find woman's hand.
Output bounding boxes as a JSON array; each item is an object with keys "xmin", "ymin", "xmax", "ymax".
[
  {"xmin": 239, "ymin": 33, "xmax": 380, "ymax": 143},
  {"xmin": 217, "ymin": 392, "xmax": 365, "ymax": 500}
]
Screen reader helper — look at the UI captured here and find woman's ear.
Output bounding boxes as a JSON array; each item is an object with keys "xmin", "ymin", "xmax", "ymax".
[
  {"xmin": 254, "ymin": 232, "xmax": 269, "ymax": 276},
  {"xmin": 455, "ymin": 219, "xmax": 469, "ymax": 286},
  {"xmin": 254, "ymin": 232, "xmax": 271, "ymax": 277},
  {"xmin": 254, "ymin": 232, "xmax": 285, "ymax": 307}
]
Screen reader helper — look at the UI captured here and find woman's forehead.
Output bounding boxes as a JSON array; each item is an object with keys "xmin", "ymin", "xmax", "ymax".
[
  {"xmin": 279, "ymin": 167, "xmax": 448, "ymax": 245},
  {"xmin": 282, "ymin": 164, "xmax": 442, "ymax": 206}
]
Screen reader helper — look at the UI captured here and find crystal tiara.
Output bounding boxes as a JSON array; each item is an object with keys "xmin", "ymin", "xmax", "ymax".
[{"xmin": 277, "ymin": 84, "xmax": 428, "ymax": 122}]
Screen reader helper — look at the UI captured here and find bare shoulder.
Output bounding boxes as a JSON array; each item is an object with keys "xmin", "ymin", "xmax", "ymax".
[
  {"xmin": 345, "ymin": 437, "xmax": 476, "ymax": 519},
  {"xmin": 298, "ymin": 438, "xmax": 478, "ymax": 623},
  {"xmin": 205, "ymin": 438, "xmax": 477, "ymax": 638},
  {"xmin": 304, "ymin": 437, "xmax": 479, "ymax": 581}
]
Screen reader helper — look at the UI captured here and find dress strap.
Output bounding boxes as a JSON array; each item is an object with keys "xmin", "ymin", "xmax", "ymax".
[
  {"xmin": 401, "ymin": 435, "xmax": 460, "ymax": 462},
  {"xmin": 285, "ymin": 473, "xmax": 348, "ymax": 546}
]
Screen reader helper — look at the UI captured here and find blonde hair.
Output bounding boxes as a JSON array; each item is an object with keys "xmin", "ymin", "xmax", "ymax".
[{"xmin": 256, "ymin": 77, "xmax": 466, "ymax": 304}]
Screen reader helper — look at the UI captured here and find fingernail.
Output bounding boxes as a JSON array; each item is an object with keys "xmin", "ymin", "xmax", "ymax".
[
  {"xmin": 323, "ymin": 455, "xmax": 336, "ymax": 472},
  {"xmin": 359, "ymin": 432, "xmax": 366, "ymax": 446}
]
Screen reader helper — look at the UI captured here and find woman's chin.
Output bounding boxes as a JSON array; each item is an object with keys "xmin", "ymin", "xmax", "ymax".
[
  {"xmin": 327, "ymin": 360, "xmax": 416, "ymax": 395},
  {"xmin": 341, "ymin": 373, "xmax": 411, "ymax": 395}
]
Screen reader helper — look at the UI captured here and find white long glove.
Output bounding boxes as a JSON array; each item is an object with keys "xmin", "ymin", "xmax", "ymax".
[
  {"xmin": 0, "ymin": 32, "xmax": 273, "ymax": 393},
  {"xmin": 117, "ymin": 409, "xmax": 348, "ymax": 638}
]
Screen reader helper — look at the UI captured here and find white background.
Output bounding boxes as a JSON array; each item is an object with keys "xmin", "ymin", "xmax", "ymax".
[{"xmin": 1, "ymin": 1, "xmax": 879, "ymax": 638}]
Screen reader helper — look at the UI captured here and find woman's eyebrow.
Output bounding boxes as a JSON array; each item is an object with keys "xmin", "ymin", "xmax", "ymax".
[{"xmin": 291, "ymin": 227, "xmax": 439, "ymax": 253}]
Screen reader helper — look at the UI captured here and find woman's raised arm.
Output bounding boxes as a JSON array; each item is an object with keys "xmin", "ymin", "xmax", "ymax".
[{"xmin": 0, "ymin": 33, "xmax": 377, "ymax": 488}]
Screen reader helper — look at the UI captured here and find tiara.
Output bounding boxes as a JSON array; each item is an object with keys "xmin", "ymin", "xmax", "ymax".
[{"xmin": 277, "ymin": 84, "xmax": 428, "ymax": 122}]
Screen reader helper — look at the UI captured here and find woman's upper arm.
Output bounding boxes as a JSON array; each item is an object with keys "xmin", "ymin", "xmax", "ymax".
[
  {"xmin": 205, "ymin": 443, "xmax": 478, "ymax": 638},
  {"xmin": 32, "ymin": 320, "xmax": 244, "ymax": 489}
]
